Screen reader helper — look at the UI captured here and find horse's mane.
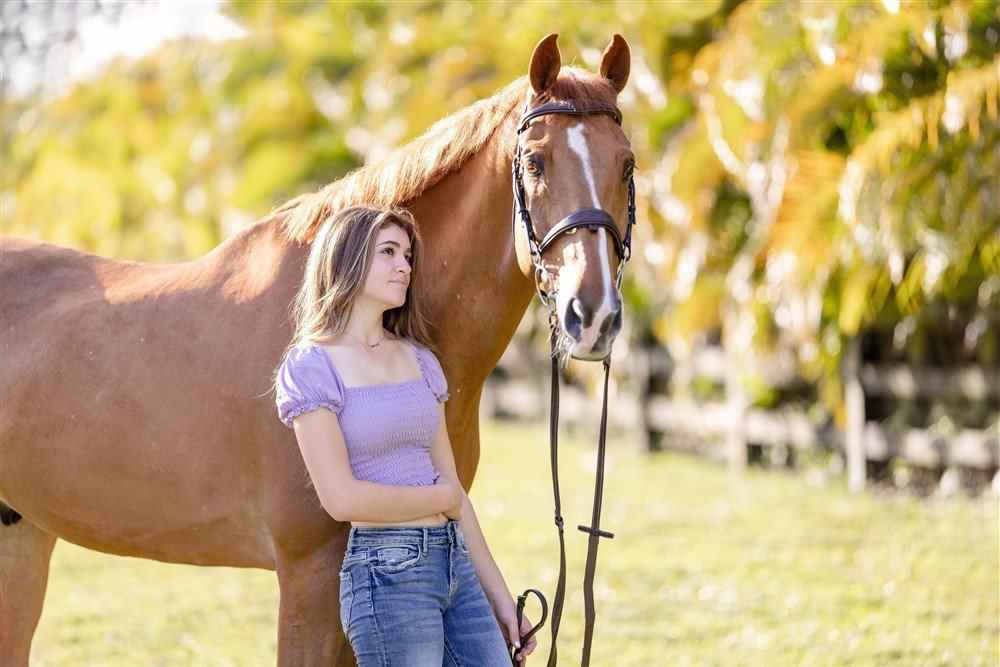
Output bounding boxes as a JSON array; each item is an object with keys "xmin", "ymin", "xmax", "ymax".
[{"xmin": 276, "ymin": 67, "xmax": 619, "ymax": 243}]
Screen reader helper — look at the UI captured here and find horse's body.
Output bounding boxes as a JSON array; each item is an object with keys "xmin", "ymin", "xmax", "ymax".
[{"xmin": 0, "ymin": 36, "xmax": 630, "ymax": 665}]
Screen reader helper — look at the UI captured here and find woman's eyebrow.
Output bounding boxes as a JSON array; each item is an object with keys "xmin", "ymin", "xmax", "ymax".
[{"xmin": 377, "ymin": 240, "xmax": 412, "ymax": 252}]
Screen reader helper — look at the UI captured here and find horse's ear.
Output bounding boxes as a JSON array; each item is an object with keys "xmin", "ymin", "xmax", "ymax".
[
  {"xmin": 529, "ymin": 34, "xmax": 561, "ymax": 95},
  {"xmin": 599, "ymin": 34, "xmax": 630, "ymax": 94}
]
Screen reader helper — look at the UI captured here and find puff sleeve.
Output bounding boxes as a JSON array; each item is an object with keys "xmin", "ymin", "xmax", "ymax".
[
  {"xmin": 275, "ymin": 344, "xmax": 346, "ymax": 427},
  {"xmin": 413, "ymin": 343, "xmax": 450, "ymax": 404}
]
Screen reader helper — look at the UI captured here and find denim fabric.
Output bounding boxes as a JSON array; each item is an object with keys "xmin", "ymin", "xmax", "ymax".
[{"xmin": 339, "ymin": 521, "xmax": 511, "ymax": 666}]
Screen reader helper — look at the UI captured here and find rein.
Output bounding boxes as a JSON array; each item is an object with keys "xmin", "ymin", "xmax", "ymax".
[{"xmin": 509, "ymin": 98, "xmax": 636, "ymax": 666}]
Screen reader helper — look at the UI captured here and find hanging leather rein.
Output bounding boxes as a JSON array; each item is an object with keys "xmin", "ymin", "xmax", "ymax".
[{"xmin": 509, "ymin": 99, "xmax": 637, "ymax": 667}]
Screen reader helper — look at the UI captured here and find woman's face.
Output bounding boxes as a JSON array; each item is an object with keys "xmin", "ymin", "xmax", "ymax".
[{"xmin": 361, "ymin": 223, "xmax": 412, "ymax": 310}]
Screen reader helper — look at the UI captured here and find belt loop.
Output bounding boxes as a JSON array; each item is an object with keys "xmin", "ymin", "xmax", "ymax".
[{"xmin": 422, "ymin": 527, "xmax": 428, "ymax": 556}]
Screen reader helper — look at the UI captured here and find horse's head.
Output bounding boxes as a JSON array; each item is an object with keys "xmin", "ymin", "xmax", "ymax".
[{"xmin": 513, "ymin": 34, "xmax": 633, "ymax": 362}]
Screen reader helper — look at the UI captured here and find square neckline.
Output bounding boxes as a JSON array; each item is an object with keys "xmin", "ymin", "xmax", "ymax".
[{"xmin": 310, "ymin": 338, "xmax": 426, "ymax": 391}]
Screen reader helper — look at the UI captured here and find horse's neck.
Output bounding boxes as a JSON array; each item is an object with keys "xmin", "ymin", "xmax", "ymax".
[
  {"xmin": 188, "ymin": 214, "xmax": 308, "ymax": 348},
  {"xmin": 408, "ymin": 119, "xmax": 533, "ymax": 389}
]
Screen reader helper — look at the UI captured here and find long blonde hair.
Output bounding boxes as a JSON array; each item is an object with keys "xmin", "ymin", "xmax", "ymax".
[{"xmin": 288, "ymin": 206, "xmax": 436, "ymax": 351}]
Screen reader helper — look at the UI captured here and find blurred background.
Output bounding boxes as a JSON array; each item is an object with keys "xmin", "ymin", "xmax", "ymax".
[{"xmin": 2, "ymin": 1, "xmax": 997, "ymax": 665}]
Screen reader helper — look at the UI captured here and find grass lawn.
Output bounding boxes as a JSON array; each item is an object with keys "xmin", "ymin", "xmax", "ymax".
[{"xmin": 31, "ymin": 420, "xmax": 998, "ymax": 665}]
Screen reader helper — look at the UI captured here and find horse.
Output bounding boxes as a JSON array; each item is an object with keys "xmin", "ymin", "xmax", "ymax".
[{"xmin": 0, "ymin": 34, "xmax": 632, "ymax": 665}]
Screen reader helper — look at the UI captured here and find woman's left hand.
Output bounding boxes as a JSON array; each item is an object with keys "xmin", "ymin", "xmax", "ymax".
[{"xmin": 494, "ymin": 595, "xmax": 537, "ymax": 664}]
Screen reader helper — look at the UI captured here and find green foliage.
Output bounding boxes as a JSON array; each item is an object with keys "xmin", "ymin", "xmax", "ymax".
[{"xmin": 657, "ymin": 0, "xmax": 999, "ymax": 418}]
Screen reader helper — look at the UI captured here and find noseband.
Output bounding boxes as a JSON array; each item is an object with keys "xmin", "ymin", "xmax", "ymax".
[
  {"xmin": 509, "ymin": 98, "xmax": 636, "ymax": 667},
  {"xmin": 511, "ymin": 99, "xmax": 637, "ymax": 309}
]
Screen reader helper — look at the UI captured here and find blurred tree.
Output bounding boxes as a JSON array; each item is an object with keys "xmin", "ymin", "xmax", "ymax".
[
  {"xmin": 2, "ymin": 0, "xmax": 722, "ymax": 263},
  {"xmin": 652, "ymin": 0, "xmax": 999, "ymax": 422}
]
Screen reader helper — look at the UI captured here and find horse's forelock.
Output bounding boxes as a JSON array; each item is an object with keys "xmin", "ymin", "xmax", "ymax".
[{"xmin": 540, "ymin": 66, "xmax": 619, "ymax": 107}]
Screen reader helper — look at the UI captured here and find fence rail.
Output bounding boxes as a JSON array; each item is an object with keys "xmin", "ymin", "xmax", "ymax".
[{"xmin": 487, "ymin": 340, "xmax": 999, "ymax": 491}]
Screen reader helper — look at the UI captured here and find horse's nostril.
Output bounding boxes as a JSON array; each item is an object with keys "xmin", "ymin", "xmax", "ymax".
[
  {"xmin": 564, "ymin": 297, "xmax": 583, "ymax": 340},
  {"xmin": 598, "ymin": 300, "xmax": 623, "ymax": 341},
  {"xmin": 570, "ymin": 296, "xmax": 593, "ymax": 329},
  {"xmin": 608, "ymin": 302, "xmax": 623, "ymax": 338}
]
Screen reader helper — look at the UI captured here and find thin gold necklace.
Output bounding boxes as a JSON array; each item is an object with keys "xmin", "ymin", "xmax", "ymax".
[{"xmin": 344, "ymin": 331, "xmax": 387, "ymax": 349}]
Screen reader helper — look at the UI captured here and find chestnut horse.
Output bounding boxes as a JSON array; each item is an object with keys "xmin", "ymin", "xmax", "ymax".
[{"xmin": 0, "ymin": 35, "xmax": 632, "ymax": 665}]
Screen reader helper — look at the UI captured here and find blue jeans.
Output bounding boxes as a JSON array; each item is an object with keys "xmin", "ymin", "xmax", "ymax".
[{"xmin": 339, "ymin": 521, "xmax": 511, "ymax": 666}]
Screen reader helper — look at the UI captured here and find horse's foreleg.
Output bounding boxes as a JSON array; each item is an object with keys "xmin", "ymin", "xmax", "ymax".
[
  {"xmin": 0, "ymin": 515, "xmax": 57, "ymax": 666},
  {"xmin": 275, "ymin": 541, "xmax": 356, "ymax": 666}
]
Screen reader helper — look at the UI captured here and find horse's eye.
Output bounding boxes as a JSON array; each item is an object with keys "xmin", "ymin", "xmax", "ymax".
[
  {"xmin": 623, "ymin": 160, "xmax": 635, "ymax": 181},
  {"xmin": 524, "ymin": 156, "xmax": 543, "ymax": 177}
]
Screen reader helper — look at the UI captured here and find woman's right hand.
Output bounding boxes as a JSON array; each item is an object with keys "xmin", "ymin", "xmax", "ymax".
[{"xmin": 435, "ymin": 473, "xmax": 465, "ymax": 521}]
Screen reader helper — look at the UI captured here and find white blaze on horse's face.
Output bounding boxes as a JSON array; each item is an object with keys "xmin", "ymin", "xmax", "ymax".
[{"xmin": 556, "ymin": 123, "xmax": 620, "ymax": 356}]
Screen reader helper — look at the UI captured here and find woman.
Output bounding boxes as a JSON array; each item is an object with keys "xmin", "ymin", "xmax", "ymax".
[{"xmin": 274, "ymin": 206, "xmax": 536, "ymax": 666}]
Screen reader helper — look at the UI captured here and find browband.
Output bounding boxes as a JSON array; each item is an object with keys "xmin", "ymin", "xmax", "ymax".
[{"xmin": 517, "ymin": 100, "xmax": 623, "ymax": 134}]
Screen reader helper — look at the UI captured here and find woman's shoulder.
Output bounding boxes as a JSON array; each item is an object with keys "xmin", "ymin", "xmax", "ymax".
[
  {"xmin": 403, "ymin": 337, "xmax": 438, "ymax": 367},
  {"xmin": 404, "ymin": 337, "xmax": 449, "ymax": 402},
  {"xmin": 275, "ymin": 340, "xmax": 346, "ymax": 425},
  {"xmin": 281, "ymin": 340, "xmax": 346, "ymax": 387}
]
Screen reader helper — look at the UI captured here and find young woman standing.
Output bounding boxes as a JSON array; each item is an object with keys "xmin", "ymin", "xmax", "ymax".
[{"xmin": 274, "ymin": 206, "xmax": 536, "ymax": 665}]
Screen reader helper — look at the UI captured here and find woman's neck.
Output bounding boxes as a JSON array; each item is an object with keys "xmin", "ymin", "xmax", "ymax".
[{"xmin": 343, "ymin": 299, "xmax": 388, "ymax": 346}]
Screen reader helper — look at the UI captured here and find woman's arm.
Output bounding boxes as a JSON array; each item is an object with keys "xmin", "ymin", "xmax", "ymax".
[
  {"xmin": 292, "ymin": 408, "xmax": 463, "ymax": 523},
  {"xmin": 429, "ymin": 407, "xmax": 537, "ymax": 663}
]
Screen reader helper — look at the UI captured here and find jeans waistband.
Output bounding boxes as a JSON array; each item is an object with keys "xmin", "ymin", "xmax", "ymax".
[{"xmin": 347, "ymin": 520, "xmax": 464, "ymax": 550}]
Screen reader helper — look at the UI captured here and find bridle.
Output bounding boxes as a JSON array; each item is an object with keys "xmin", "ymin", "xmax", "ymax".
[
  {"xmin": 511, "ymin": 99, "xmax": 637, "ymax": 310},
  {"xmin": 508, "ymin": 98, "xmax": 637, "ymax": 667}
]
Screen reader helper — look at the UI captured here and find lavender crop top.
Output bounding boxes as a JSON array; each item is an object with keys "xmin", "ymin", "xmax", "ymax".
[{"xmin": 275, "ymin": 339, "xmax": 450, "ymax": 487}]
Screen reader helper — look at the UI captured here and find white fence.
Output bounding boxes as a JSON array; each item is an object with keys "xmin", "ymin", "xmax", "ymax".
[{"xmin": 484, "ymin": 341, "xmax": 999, "ymax": 492}]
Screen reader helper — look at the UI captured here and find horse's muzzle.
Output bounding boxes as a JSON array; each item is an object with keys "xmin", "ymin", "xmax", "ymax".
[{"xmin": 562, "ymin": 294, "xmax": 622, "ymax": 361}]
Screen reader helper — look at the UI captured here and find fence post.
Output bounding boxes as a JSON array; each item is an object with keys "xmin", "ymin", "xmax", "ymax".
[
  {"xmin": 724, "ymin": 329, "xmax": 748, "ymax": 472},
  {"xmin": 843, "ymin": 337, "xmax": 867, "ymax": 492}
]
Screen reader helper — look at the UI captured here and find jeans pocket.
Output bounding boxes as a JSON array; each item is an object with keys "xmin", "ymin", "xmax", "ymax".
[
  {"xmin": 339, "ymin": 571, "xmax": 354, "ymax": 631},
  {"xmin": 342, "ymin": 550, "xmax": 367, "ymax": 570},
  {"xmin": 370, "ymin": 544, "xmax": 422, "ymax": 573}
]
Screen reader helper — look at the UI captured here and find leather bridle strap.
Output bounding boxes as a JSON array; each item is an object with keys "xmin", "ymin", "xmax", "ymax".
[
  {"xmin": 516, "ymin": 100, "xmax": 623, "ymax": 134},
  {"xmin": 579, "ymin": 357, "xmax": 615, "ymax": 665},
  {"xmin": 537, "ymin": 208, "xmax": 625, "ymax": 261},
  {"xmin": 544, "ymin": 325, "xmax": 615, "ymax": 667},
  {"xmin": 545, "ymin": 332, "xmax": 566, "ymax": 667},
  {"xmin": 509, "ymin": 96, "xmax": 628, "ymax": 667}
]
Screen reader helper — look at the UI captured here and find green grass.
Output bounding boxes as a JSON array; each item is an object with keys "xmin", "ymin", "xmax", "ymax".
[{"xmin": 32, "ymin": 421, "xmax": 998, "ymax": 665}]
